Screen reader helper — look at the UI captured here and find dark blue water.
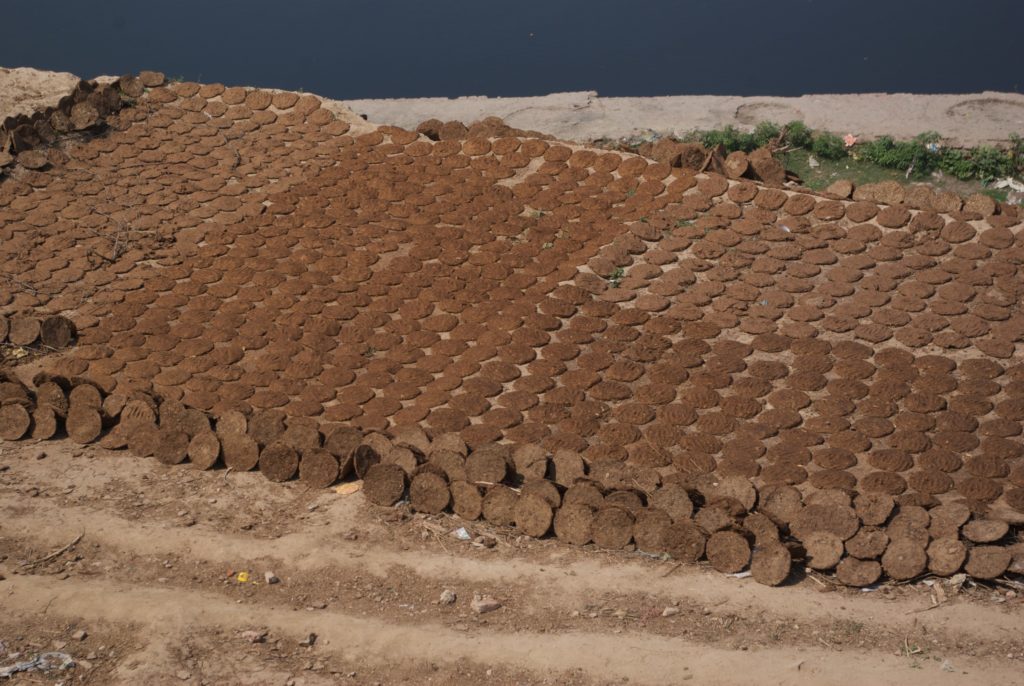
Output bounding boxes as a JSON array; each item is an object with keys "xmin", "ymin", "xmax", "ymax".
[{"xmin": 3, "ymin": 0, "xmax": 1022, "ymax": 99}]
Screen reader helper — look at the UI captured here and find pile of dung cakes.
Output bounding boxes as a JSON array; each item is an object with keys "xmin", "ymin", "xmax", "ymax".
[
  {"xmin": 361, "ymin": 424, "xmax": 1021, "ymax": 586},
  {"xmin": 1, "ymin": 71, "xmax": 166, "ymax": 175},
  {"xmin": 1, "ymin": 72, "xmax": 1023, "ymax": 588},
  {"xmin": 5, "ymin": 369, "xmax": 1019, "ymax": 587},
  {"xmin": 0, "ymin": 313, "xmax": 76, "ymax": 349}
]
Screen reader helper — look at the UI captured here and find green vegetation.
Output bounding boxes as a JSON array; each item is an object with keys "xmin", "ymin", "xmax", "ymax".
[
  {"xmin": 781, "ymin": 149, "xmax": 907, "ymax": 191},
  {"xmin": 689, "ymin": 121, "xmax": 781, "ymax": 153},
  {"xmin": 811, "ymin": 132, "xmax": 846, "ymax": 160},
  {"xmin": 608, "ymin": 267, "xmax": 625, "ymax": 288},
  {"xmin": 681, "ymin": 121, "xmax": 1023, "ymax": 184}
]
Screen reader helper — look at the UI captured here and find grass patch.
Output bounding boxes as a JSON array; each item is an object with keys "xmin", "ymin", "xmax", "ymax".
[
  {"xmin": 681, "ymin": 122, "xmax": 1023, "ymax": 184},
  {"xmin": 781, "ymin": 149, "xmax": 909, "ymax": 191}
]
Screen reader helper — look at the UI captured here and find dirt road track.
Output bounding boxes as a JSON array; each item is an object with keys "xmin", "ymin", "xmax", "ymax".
[{"xmin": 3, "ymin": 441, "xmax": 1023, "ymax": 686}]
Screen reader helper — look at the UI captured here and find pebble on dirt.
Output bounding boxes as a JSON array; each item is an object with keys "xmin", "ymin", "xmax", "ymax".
[
  {"xmin": 240, "ymin": 630, "xmax": 267, "ymax": 644},
  {"xmin": 471, "ymin": 594, "xmax": 502, "ymax": 614},
  {"xmin": 662, "ymin": 606, "xmax": 680, "ymax": 617},
  {"xmin": 299, "ymin": 633, "xmax": 318, "ymax": 647},
  {"xmin": 439, "ymin": 589, "xmax": 457, "ymax": 605},
  {"xmin": 71, "ymin": 629, "xmax": 88, "ymax": 641},
  {"xmin": 264, "ymin": 571, "xmax": 280, "ymax": 585}
]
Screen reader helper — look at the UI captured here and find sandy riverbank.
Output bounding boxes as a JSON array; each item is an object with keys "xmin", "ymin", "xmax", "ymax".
[{"xmin": 4, "ymin": 67, "xmax": 1023, "ymax": 147}]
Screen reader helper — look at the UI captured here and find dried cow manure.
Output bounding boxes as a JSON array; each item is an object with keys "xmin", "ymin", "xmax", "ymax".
[
  {"xmin": 450, "ymin": 480, "xmax": 484, "ymax": 520},
  {"xmin": 554, "ymin": 503, "xmax": 594, "ymax": 545},
  {"xmin": 962, "ymin": 518, "xmax": 1009, "ymax": 543},
  {"xmin": 466, "ymin": 442, "xmax": 510, "ymax": 484},
  {"xmin": 40, "ymin": 315, "xmax": 77, "ymax": 348},
  {"xmin": 36, "ymin": 381, "xmax": 68, "ymax": 417},
  {"xmin": 221, "ymin": 432, "xmax": 260, "ymax": 471},
  {"xmin": 410, "ymin": 471, "xmax": 451, "ymax": 514},
  {"xmin": 926, "ymin": 537, "xmax": 966, "ymax": 576},
  {"xmin": 482, "ymin": 485, "xmax": 519, "ymax": 526},
  {"xmin": 803, "ymin": 531, "xmax": 844, "ymax": 570},
  {"xmin": 154, "ymin": 429, "xmax": 190, "ymax": 465},
  {"xmin": 188, "ymin": 431, "xmax": 221, "ymax": 470},
  {"xmin": 66, "ymin": 406, "xmax": 102, "ymax": 444},
  {"xmin": 30, "ymin": 409, "xmax": 58, "ymax": 440},
  {"xmin": 325, "ymin": 425, "xmax": 363, "ymax": 478},
  {"xmin": 965, "ymin": 545, "xmax": 1011, "ymax": 580},
  {"xmin": 563, "ymin": 481, "xmax": 605, "ymax": 510},
  {"xmin": 68, "ymin": 383, "xmax": 102, "ymax": 410},
  {"xmin": 259, "ymin": 441, "xmax": 299, "ymax": 482},
  {"xmin": 836, "ymin": 558, "xmax": 882, "ymax": 587},
  {"xmin": 8, "ymin": 316, "xmax": 40, "ymax": 346},
  {"xmin": 0, "ymin": 404, "xmax": 31, "ymax": 440},
  {"xmin": 706, "ymin": 530, "xmax": 751, "ymax": 573},
  {"xmin": 882, "ymin": 539, "xmax": 927, "ymax": 580},
  {"xmin": 648, "ymin": 483, "xmax": 693, "ymax": 522},
  {"xmin": 298, "ymin": 448, "xmax": 339, "ymax": 488},
  {"xmin": 751, "ymin": 541, "xmax": 792, "ymax": 586},
  {"xmin": 514, "ymin": 493, "xmax": 553, "ymax": 537},
  {"xmin": 592, "ymin": 506, "xmax": 635, "ymax": 549},
  {"xmin": 216, "ymin": 410, "xmax": 248, "ymax": 436},
  {"xmin": 127, "ymin": 422, "xmax": 161, "ymax": 457},
  {"xmin": 520, "ymin": 479, "xmax": 561, "ymax": 508},
  {"xmin": 551, "ymin": 449, "xmax": 586, "ymax": 486},
  {"xmin": 363, "ymin": 463, "xmax": 408, "ymax": 506},
  {"xmin": 633, "ymin": 508, "xmax": 673, "ymax": 553}
]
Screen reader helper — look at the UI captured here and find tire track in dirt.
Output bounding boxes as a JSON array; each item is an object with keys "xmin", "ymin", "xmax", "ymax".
[
  {"xmin": 3, "ymin": 495, "xmax": 1022, "ymax": 645},
  {"xmin": 5, "ymin": 574, "xmax": 1018, "ymax": 686}
]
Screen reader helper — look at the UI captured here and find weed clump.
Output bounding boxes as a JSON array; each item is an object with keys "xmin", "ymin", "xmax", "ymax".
[{"xmin": 683, "ymin": 121, "xmax": 1022, "ymax": 183}]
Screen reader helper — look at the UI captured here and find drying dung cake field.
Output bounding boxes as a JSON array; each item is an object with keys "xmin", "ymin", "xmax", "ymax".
[{"xmin": 1, "ymin": 72, "xmax": 1023, "ymax": 685}]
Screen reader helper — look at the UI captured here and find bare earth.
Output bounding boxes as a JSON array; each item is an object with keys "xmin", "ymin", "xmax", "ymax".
[{"xmin": 2, "ymin": 440, "xmax": 1024, "ymax": 686}]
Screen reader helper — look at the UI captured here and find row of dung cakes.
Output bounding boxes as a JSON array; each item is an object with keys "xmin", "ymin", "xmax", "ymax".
[
  {"xmin": 0, "ymin": 313, "xmax": 77, "ymax": 349},
  {"xmin": 0, "ymin": 372, "xmax": 1019, "ymax": 587},
  {"xmin": 1, "ymin": 71, "xmax": 166, "ymax": 172}
]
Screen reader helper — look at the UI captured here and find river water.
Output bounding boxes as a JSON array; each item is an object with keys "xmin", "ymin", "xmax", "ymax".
[{"xmin": 3, "ymin": 0, "xmax": 1021, "ymax": 99}]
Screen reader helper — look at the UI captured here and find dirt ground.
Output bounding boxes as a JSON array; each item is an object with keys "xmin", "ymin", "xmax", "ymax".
[{"xmin": 2, "ymin": 440, "xmax": 1023, "ymax": 686}]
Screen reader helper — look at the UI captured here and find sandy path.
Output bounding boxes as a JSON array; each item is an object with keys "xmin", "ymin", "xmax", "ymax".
[{"xmin": 2, "ymin": 441, "xmax": 1022, "ymax": 685}]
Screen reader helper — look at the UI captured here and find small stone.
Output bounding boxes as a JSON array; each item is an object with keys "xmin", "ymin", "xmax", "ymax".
[
  {"xmin": 471, "ymin": 594, "xmax": 502, "ymax": 614},
  {"xmin": 86, "ymin": 652, "xmax": 98, "ymax": 660},
  {"xmin": 240, "ymin": 630, "xmax": 267, "ymax": 644},
  {"xmin": 176, "ymin": 670, "xmax": 191, "ymax": 681},
  {"xmin": 472, "ymin": 535, "xmax": 497, "ymax": 548},
  {"xmin": 309, "ymin": 601, "xmax": 327, "ymax": 609},
  {"xmin": 662, "ymin": 606, "xmax": 680, "ymax": 617},
  {"xmin": 299, "ymin": 633, "xmax": 317, "ymax": 647},
  {"xmin": 72, "ymin": 629, "xmax": 88, "ymax": 641},
  {"xmin": 439, "ymin": 589, "xmax": 457, "ymax": 605},
  {"xmin": 264, "ymin": 571, "xmax": 280, "ymax": 585},
  {"xmin": 35, "ymin": 450, "xmax": 47, "ymax": 460}
]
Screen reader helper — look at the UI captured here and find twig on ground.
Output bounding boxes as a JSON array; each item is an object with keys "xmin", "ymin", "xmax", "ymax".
[
  {"xmin": 661, "ymin": 562, "xmax": 682, "ymax": 578},
  {"xmin": 20, "ymin": 533, "xmax": 84, "ymax": 568}
]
